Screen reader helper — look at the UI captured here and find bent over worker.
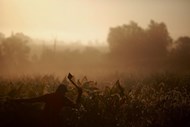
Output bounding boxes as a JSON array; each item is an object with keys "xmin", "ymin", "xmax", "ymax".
[{"xmin": 13, "ymin": 73, "xmax": 82, "ymax": 127}]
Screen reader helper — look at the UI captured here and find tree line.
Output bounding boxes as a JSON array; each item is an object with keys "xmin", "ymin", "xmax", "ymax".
[
  {"xmin": 107, "ymin": 20, "xmax": 190, "ymax": 73},
  {"xmin": 0, "ymin": 20, "xmax": 190, "ymax": 77}
]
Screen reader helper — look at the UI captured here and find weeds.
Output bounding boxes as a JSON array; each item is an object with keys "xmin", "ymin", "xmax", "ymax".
[{"xmin": 0, "ymin": 74, "xmax": 190, "ymax": 127}]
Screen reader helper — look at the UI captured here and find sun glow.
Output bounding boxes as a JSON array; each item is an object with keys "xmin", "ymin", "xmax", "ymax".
[{"xmin": 1, "ymin": 0, "xmax": 190, "ymax": 44}]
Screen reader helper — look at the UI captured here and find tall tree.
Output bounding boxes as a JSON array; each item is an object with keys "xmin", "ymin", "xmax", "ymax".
[
  {"xmin": 107, "ymin": 21, "xmax": 145, "ymax": 58},
  {"xmin": 107, "ymin": 20, "xmax": 172, "ymax": 66},
  {"xmin": 145, "ymin": 20, "xmax": 172, "ymax": 58},
  {"xmin": 1, "ymin": 33, "xmax": 31, "ymax": 67},
  {"xmin": 170, "ymin": 36, "xmax": 190, "ymax": 70}
]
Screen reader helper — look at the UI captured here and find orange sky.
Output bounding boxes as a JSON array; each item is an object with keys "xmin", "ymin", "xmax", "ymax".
[{"xmin": 0, "ymin": 0, "xmax": 190, "ymax": 44}]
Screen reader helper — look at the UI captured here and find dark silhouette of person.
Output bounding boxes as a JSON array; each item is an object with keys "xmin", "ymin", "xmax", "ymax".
[{"xmin": 13, "ymin": 83, "xmax": 82, "ymax": 127}]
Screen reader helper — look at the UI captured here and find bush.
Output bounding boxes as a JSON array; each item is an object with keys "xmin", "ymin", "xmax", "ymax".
[{"xmin": 0, "ymin": 74, "xmax": 190, "ymax": 127}]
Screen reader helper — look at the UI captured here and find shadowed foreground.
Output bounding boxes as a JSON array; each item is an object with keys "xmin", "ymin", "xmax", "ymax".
[{"xmin": 0, "ymin": 74, "xmax": 190, "ymax": 127}]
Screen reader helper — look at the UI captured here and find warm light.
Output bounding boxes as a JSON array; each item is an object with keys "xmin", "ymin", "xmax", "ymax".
[{"xmin": 1, "ymin": 0, "xmax": 190, "ymax": 43}]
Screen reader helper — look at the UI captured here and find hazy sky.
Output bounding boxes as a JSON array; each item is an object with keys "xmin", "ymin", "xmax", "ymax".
[{"xmin": 1, "ymin": 0, "xmax": 190, "ymax": 44}]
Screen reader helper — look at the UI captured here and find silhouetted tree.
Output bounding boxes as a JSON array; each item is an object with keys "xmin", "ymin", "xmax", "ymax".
[
  {"xmin": 107, "ymin": 20, "xmax": 172, "ymax": 69},
  {"xmin": 107, "ymin": 21, "xmax": 145, "ymax": 59},
  {"xmin": 145, "ymin": 20, "xmax": 172, "ymax": 58},
  {"xmin": 170, "ymin": 36, "xmax": 190, "ymax": 71},
  {"xmin": 1, "ymin": 33, "xmax": 31, "ymax": 69}
]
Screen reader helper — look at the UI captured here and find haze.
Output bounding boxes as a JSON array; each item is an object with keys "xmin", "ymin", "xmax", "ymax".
[{"xmin": 1, "ymin": 0, "xmax": 190, "ymax": 44}]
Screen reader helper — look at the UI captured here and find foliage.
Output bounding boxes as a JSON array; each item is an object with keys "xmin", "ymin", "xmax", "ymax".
[
  {"xmin": 107, "ymin": 20, "xmax": 172, "ymax": 67},
  {"xmin": 169, "ymin": 36, "xmax": 190, "ymax": 71},
  {"xmin": 0, "ymin": 74, "xmax": 190, "ymax": 127},
  {"xmin": 0, "ymin": 20, "xmax": 190, "ymax": 75},
  {"xmin": 0, "ymin": 33, "xmax": 31, "ymax": 74}
]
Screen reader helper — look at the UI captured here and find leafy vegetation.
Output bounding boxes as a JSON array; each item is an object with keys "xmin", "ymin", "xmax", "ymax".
[
  {"xmin": 1, "ymin": 20, "xmax": 190, "ymax": 76},
  {"xmin": 0, "ymin": 74, "xmax": 190, "ymax": 127}
]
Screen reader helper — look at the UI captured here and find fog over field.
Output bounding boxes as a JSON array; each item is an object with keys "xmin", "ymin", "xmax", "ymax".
[
  {"xmin": 0, "ymin": 20, "xmax": 190, "ymax": 80},
  {"xmin": 1, "ymin": 0, "xmax": 190, "ymax": 79},
  {"xmin": 1, "ymin": 1, "xmax": 190, "ymax": 127}
]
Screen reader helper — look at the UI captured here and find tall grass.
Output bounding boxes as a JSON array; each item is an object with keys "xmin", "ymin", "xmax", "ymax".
[{"xmin": 0, "ymin": 74, "xmax": 190, "ymax": 127}]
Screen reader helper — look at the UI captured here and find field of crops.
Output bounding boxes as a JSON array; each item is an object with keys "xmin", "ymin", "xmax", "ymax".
[{"xmin": 0, "ymin": 74, "xmax": 190, "ymax": 127}]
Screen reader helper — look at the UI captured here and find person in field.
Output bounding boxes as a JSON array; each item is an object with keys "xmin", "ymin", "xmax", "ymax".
[{"xmin": 13, "ymin": 73, "xmax": 82, "ymax": 127}]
